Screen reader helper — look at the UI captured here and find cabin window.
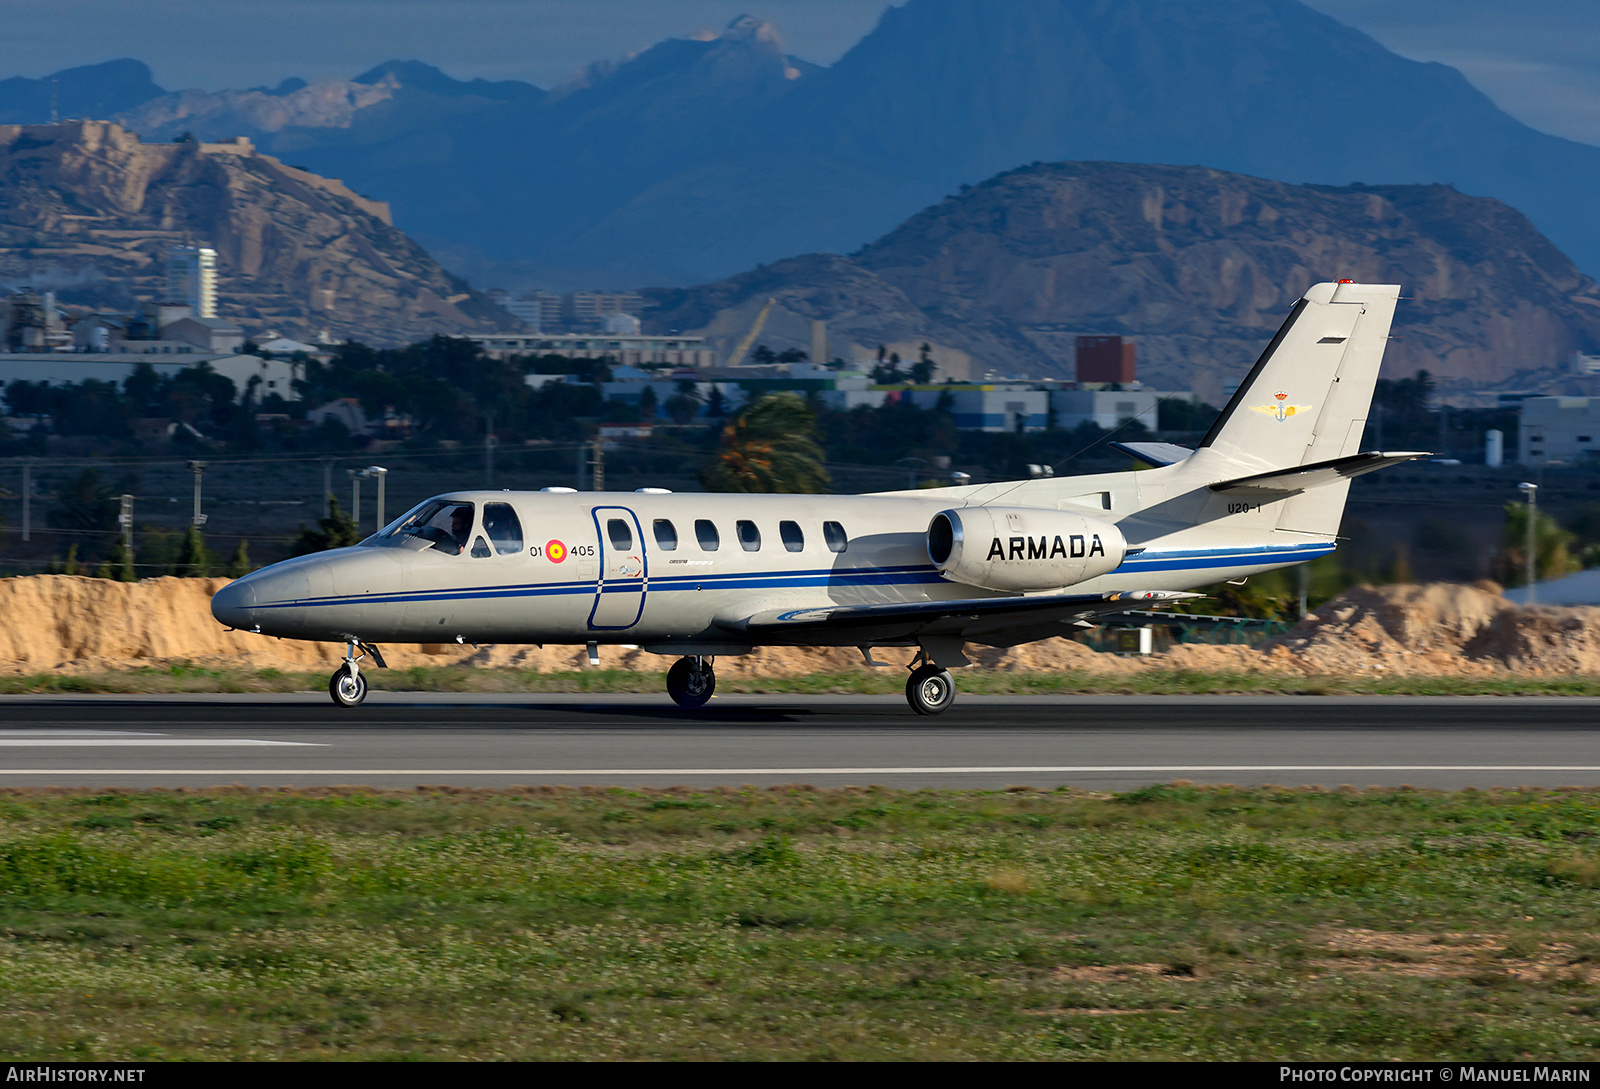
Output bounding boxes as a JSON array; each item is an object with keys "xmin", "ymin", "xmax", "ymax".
[
  {"xmin": 470, "ymin": 535, "xmax": 492, "ymax": 558},
  {"xmin": 823, "ymin": 521, "xmax": 848, "ymax": 553},
  {"xmin": 779, "ymin": 520, "xmax": 804, "ymax": 552},
  {"xmin": 695, "ymin": 519, "xmax": 720, "ymax": 551},
  {"xmin": 606, "ymin": 518, "xmax": 634, "ymax": 551},
  {"xmin": 653, "ymin": 519, "xmax": 678, "ymax": 550},
  {"xmin": 737, "ymin": 520, "xmax": 761, "ymax": 551},
  {"xmin": 483, "ymin": 502, "xmax": 523, "ymax": 555}
]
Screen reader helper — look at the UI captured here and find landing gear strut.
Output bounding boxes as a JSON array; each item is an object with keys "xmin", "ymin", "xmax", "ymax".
[
  {"xmin": 905, "ymin": 656, "xmax": 956, "ymax": 716},
  {"xmin": 328, "ymin": 638, "xmax": 385, "ymax": 708},
  {"xmin": 666, "ymin": 656, "xmax": 716, "ymax": 709}
]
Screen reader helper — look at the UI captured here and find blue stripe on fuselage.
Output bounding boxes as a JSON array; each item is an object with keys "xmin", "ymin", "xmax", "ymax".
[{"xmin": 249, "ymin": 547, "xmax": 1327, "ymax": 610}]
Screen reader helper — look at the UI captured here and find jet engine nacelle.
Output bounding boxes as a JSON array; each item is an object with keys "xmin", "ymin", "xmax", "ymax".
[{"xmin": 927, "ymin": 506, "xmax": 1127, "ymax": 592}]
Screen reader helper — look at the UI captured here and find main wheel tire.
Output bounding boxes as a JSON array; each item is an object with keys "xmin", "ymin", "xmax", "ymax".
[
  {"xmin": 905, "ymin": 665, "xmax": 955, "ymax": 715},
  {"xmin": 666, "ymin": 658, "xmax": 716, "ymax": 709},
  {"xmin": 329, "ymin": 664, "xmax": 368, "ymax": 708}
]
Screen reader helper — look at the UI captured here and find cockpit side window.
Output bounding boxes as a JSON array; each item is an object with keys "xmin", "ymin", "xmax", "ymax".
[
  {"xmin": 392, "ymin": 500, "xmax": 475, "ymax": 555},
  {"xmin": 483, "ymin": 502, "xmax": 524, "ymax": 555},
  {"xmin": 471, "ymin": 535, "xmax": 492, "ymax": 558}
]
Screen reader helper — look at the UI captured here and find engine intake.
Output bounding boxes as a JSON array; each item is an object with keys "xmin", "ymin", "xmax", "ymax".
[{"xmin": 927, "ymin": 507, "xmax": 1127, "ymax": 591}]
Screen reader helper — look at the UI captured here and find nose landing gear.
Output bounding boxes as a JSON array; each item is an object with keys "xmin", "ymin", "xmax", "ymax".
[
  {"xmin": 330, "ymin": 663, "xmax": 368, "ymax": 707},
  {"xmin": 666, "ymin": 656, "xmax": 716, "ymax": 709},
  {"xmin": 328, "ymin": 638, "xmax": 387, "ymax": 707}
]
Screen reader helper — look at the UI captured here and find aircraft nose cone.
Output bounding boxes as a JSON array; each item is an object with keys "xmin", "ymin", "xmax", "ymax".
[{"xmin": 210, "ymin": 577, "xmax": 259, "ymax": 630}]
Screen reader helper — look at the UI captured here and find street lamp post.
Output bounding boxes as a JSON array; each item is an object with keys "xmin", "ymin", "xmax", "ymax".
[
  {"xmin": 366, "ymin": 466, "xmax": 388, "ymax": 530},
  {"xmin": 1518, "ymin": 481, "xmax": 1538, "ymax": 606},
  {"xmin": 348, "ymin": 468, "xmax": 361, "ymax": 532}
]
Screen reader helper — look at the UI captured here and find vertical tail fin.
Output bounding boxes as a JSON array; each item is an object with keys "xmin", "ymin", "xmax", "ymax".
[{"xmin": 1198, "ymin": 281, "xmax": 1399, "ymax": 473}]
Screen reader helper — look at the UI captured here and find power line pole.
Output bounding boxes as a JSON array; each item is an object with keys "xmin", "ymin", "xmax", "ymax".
[
  {"xmin": 348, "ymin": 469, "xmax": 361, "ymax": 532},
  {"xmin": 322, "ymin": 458, "xmax": 334, "ymax": 516},
  {"xmin": 590, "ymin": 439, "xmax": 605, "ymax": 492}
]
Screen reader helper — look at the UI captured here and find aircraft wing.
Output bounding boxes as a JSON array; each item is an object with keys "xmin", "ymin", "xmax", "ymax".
[
  {"xmin": 1208, "ymin": 450, "xmax": 1429, "ymax": 496},
  {"xmin": 720, "ymin": 589, "xmax": 1202, "ymax": 646}
]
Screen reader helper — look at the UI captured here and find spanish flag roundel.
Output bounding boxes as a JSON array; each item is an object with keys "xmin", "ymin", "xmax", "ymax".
[{"xmin": 546, "ymin": 540, "xmax": 567, "ymax": 563}]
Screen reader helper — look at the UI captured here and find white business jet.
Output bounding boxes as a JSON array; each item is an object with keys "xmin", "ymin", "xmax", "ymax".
[{"xmin": 212, "ymin": 281, "xmax": 1422, "ymax": 713}]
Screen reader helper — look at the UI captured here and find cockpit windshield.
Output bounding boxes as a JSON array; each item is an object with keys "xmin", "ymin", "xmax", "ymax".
[{"xmin": 384, "ymin": 499, "xmax": 476, "ymax": 555}]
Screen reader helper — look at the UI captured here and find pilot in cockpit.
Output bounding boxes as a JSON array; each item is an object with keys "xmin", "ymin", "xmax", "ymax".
[{"xmin": 450, "ymin": 506, "xmax": 472, "ymax": 553}]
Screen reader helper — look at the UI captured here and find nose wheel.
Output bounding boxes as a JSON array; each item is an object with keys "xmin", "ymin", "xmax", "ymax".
[
  {"xmin": 328, "ymin": 638, "xmax": 384, "ymax": 707},
  {"xmin": 329, "ymin": 663, "xmax": 368, "ymax": 707},
  {"xmin": 666, "ymin": 656, "xmax": 716, "ymax": 709},
  {"xmin": 906, "ymin": 663, "xmax": 956, "ymax": 715}
]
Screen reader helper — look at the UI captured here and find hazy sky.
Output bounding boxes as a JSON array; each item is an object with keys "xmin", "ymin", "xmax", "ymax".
[{"xmin": 4, "ymin": 0, "xmax": 1599, "ymax": 146}]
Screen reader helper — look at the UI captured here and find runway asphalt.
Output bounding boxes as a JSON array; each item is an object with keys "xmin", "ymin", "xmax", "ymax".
[{"xmin": 1, "ymin": 692, "xmax": 1598, "ymax": 790}]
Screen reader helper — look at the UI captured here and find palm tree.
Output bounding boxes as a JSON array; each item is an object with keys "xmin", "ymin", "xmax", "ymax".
[{"xmin": 701, "ymin": 392, "xmax": 830, "ymax": 493}]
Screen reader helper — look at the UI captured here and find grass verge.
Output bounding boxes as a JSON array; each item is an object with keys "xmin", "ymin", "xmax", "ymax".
[{"xmin": 1, "ymin": 784, "xmax": 1599, "ymax": 1059}]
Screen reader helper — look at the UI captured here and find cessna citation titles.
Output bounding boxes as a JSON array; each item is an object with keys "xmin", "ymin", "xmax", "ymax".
[{"xmin": 212, "ymin": 281, "xmax": 1424, "ymax": 714}]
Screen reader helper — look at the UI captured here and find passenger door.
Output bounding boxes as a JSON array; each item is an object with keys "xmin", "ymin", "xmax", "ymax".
[{"xmin": 588, "ymin": 506, "xmax": 646, "ymax": 630}]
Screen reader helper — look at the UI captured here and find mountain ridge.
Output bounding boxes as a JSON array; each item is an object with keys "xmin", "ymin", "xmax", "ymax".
[{"xmin": 642, "ymin": 161, "xmax": 1600, "ymax": 399}]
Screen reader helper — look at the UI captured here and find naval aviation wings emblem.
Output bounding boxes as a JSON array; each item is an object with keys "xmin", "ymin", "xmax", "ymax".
[{"xmin": 1250, "ymin": 391, "xmax": 1312, "ymax": 422}]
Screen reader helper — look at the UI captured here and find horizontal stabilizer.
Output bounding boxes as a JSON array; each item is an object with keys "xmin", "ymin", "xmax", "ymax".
[
  {"xmin": 1208, "ymin": 451, "xmax": 1429, "ymax": 496},
  {"xmin": 1109, "ymin": 441, "xmax": 1194, "ymax": 467}
]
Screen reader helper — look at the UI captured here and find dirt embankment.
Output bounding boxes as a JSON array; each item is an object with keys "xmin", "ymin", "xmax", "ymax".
[{"xmin": 1, "ymin": 575, "xmax": 1598, "ymax": 678}]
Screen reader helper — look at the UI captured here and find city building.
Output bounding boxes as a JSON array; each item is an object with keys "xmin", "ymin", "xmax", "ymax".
[
  {"xmin": 164, "ymin": 317, "xmax": 246, "ymax": 354},
  {"xmin": 165, "ymin": 245, "xmax": 218, "ymax": 318},
  {"xmin": 563, "ymin": 291, "xmax": 644, "ymax": 329},
  {"xmin": 903, "ymin": 387, "xmax": 1050, "ymax": 431},
  {"xmin": 471, "ymin": 332, "xmax": 715, "ymax": 368},
  {"xmin": 504, "ymin": 293, "xmax": 561, "ymax": 331},
  {"xmin": 1076, "ymin": 335, "xmax": 1136, "ymax": 385}
]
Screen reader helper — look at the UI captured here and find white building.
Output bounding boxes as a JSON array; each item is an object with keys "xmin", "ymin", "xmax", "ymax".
[
  {"xmin": 1050, "ymin": 388, "xmax": 1163, "ymax": 430},
  {"xmin": 1517, "ymin": 396, "xmax": 1600, "ymax": 465}
]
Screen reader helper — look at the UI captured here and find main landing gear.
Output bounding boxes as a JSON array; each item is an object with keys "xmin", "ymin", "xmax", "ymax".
[
  {"xmin": 666, "ymin": 656, "xmax": 716, "ymax": 710},
  {"xmin": 905, "ymin": 656, "xmax": 956, "ymax": 716},
  {"xmin": 329, "ymin": 638, "xmax": 386, "ymax": 707}
]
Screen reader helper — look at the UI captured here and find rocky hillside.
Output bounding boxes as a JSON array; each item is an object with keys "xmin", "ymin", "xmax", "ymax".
[
  {"xmin": 0, "ymin": 120, "xmax": 513, "ymax": 344},
  {"xmin": 643, "ymin": 162, "xmax": 1600, "ymax": 397}
]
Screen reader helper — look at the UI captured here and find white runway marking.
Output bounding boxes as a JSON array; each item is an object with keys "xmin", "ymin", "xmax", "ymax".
[
  {"xmin": 0, "ymin": 730, "xmax": 167, "ymax": 736},
  {"xmin": 3, "ymin": 764, "xmax": 1600, "ymax": 775},
  {"xmin": 0, "ymin": 739, "xmax": 323, "ymax": 748}
]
